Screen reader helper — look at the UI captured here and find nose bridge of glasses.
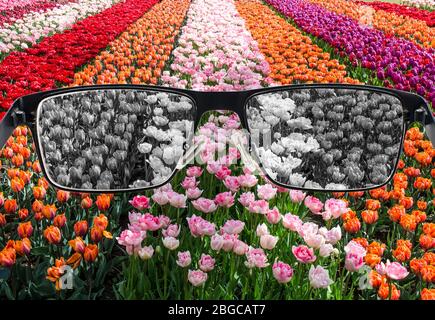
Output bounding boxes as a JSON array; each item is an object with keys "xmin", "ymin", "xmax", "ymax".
[{"xmin": 193, "ymin": 91, "xmax": 247, "ymax": 121}]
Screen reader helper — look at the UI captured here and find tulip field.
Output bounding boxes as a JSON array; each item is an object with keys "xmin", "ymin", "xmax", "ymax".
[{"xmin": 0, "ymin": 0, "xmax": 434, "ymax": 301}]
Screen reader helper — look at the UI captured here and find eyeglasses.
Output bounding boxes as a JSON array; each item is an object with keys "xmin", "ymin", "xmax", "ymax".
[{"xmin": 1, "ymin": 83, "xmax": 433, "ymax": 193}]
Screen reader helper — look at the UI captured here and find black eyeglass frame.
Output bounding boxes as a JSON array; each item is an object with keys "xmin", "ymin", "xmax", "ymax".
[{"xmin": 0, "ymin": 83, "xmax": 433, "ymax": 193}]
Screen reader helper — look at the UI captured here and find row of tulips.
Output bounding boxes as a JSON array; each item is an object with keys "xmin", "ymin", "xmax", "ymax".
[
  {"xmin": 0, "ymin": 0, "xmax": 74, "ymax": 27},
  {"xmin": 307, "ymin": 0, "xmax": 435, "ymax": 49},
  {"xmin": 161, "ymin": 0, "xmax": 272, "ymax": 91},
  {"xmin": 355, "ymin": 1, "xmax": 435, "ymax": 26},
  {"xmin": 73, "ymin": 0, "xmax": 192, "ymax": 86},
  {"xmin": 402, "ymin": 0, "xmax": 435, "ymax": 10},
  {"xmin": 265, "ymin": 0, "xmax": 435, "ymax": 107},
  {"xmin": 234, "ymin": 0, "xmax": 358, "ymax": 85},
  {"xmin": 0, "ymin": 0, "xmax": 120, "ymax": 59},
  {"xmin": 0, "ymin": 0, "xmax": 160, "ymax": 116}
]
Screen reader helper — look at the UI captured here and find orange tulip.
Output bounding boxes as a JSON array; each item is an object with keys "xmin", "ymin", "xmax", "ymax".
[
  {"xmin": 46, "ymin": 257, "xmax": 67, "ymax": 291},
  {"xmin": 93, "ymin": 214, "xmax": 109, "ymax": 230},
  {"xmin": 69, "ymin": 237, "xmax": 86, "ymax": 254},
  {"xmin": 31, "ymin": 199, "xmax": 43, "ymax": 213},
  {"xmin": 17, "ymin": 221, "xmax": 33, "ymax": 238},
  {"xmin": 66, "ymin": 252, "xmax": 82, "ymax": 269},
  {"xmin": 399, "ymin": 214, "xmax": 417, "ymax": 232},
  {"xmin": 365, "ymin": 199, "xmax": 380, "ymax": 211},
  {"xmin": 74, "ymin": 220, "xmax": 88, "ymax": 237},
  {"xmin": 81, "ymin": 196, "xmax": 93, "ymax": 209},
  {"xmin": 56, "ymin": 190, "xmax": 70, "ymax": 203},
  {"xmin": 378, "ymin": 282, "xmax": 400, "ymax": 300},
  {"xmin": 410, "ymin": 258, "xmax": 427, "ymax": 275},
  {"xmin": 0, "ymin": 247, "xmax": 16, "ymax": 268},
  {"xmin": 423, "ymin": 223, "xmax": 435, "ymax": 237},
  {"xmin": 361, "ymin": 210, "xmax": 378, "ymax": 225},
  {"xmin": 11, "ymin": 154, "xmax": 24, "ymax": 167},
  {"xmin": 0, "ymin": 213, "xmax": 6, "ymax": 227},
  {"xmin": 11, "ymin": 177, "xmax": 25, "ymax": 193},
  {"xmin": 421, "ymin": 288, "xmax": 435, "ymax": 300},
  {"xmin": 96, "ymin": 194, "xmax": 111, "ymax": 211},
  {"xmin": 14, "ymin": 238, "xmax": 31, "ymax": 256},
  {"xmin": 388, "ymin": 205, "xmax": 405, "ymax": 222},
  {"xmin": 419, "ymin": 234, "xmax": 435, "ymax": 251},
  {"xmin": 343, "ymin": 217, "xmax": 361, "ymax": 234},
  {"xmin": 18, "ymin": 208, "xmax": 29, "ymax": 220},
  {"xmin": 90, "ymin": 227, "xmax": 103, "ymax": 243},
  {"xmin": 421, "ymin": 265, "xmax": 435, "ymax": 283},
  {"xmin": 53, "ymin": 214, "xmax": 67, "ymax": 228},
  {"xmin": 4, "ymin": 199, "xmax": 18, "ymax": 213},
  {"xmin": 83, "ymin": 244, "xmax": 99, "ymax": 262},
  {"xmin": 42, "ymin": 204, "xmax": 57, "ymax": 220},
  {"xmin": 33, "ymin": 186, "xmax": 46, "ymax": 200},
  {"xmin": 43, "ymin": 226, "xmax": 62, "ymax": 244}
]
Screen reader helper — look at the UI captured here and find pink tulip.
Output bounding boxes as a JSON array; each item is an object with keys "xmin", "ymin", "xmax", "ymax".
[
  {"xmin": 238, "ymin": 192, "xmax": 255, "ymax": 207},
  {"xmin": 233, "ymin": 240, "xmax": 249, "ymax": 255},
  {"xmin": 282, "ymin": 213, "xmax": 303, "ymax": 232},
  {"xmin": 304, "ymin": 196, "xmax": 324, "ymax": 214},
  {"xmin": 238, "ymin": 174, "xmax": 258, "ymax": 188},
  {"xmin": 309, "ymin": 265, "xmax": 333, "ymax": 289},
  {"xmin": 384, "ymin": 261, "xmax": 409, "ymax": 280},
  {"xmin": 222, "ymin": 233, "xmax": 238, "ymax": 252},
  {"xmin": 257, "ymin": 184, "xmax": 277, "ymax": 200},
  {"xmin": 186, "ymin": 166, "xmax": 203, "ymax": 177},
  {"xmin": 167, "ymin": 192, "xmax": 187, "ymax": 208},
  {"xmin": 176, "ymin": 251, "xmax": 192, "ymax": 268},
  {"xmin": 186, "ymin": 187, "xmax": 203, "ymax": 199},
  {"xmin": 117, "ymin": 229, "xmax": 145, "ymax": 248},
  {"xmin": 256, "ymin": 223, "xmax": 269, "ymax": 237},
  {"xmin": 303, "ymin": 233, "xmax": 325, "ymax": 249},
  {"xmin": 210, "ymin": 234, "xmax": 224, "ymax": 251},
  {"xmin": 266, "ymin": 207, "xmax": 281, "ymax": 224},
  {"xmin": 162, "ymin": 224, "xmax": 181, "ymax": 238},
  {"xmin": 214, "ymin": 191, "xmax": 235, "ymax": 208},
  {"xmin": 325, "ymin": 226, "xmax": 342, "ymax": 245},
  {"xmin": 188, "ymin": 269, "xmax": 208, "ymax": 287},
  {"xmin": 289, "ymin": 190, "xmax": 306, "ymax": 203},
  {"xmin": 323, "ymin": 199, "xmax": 348, "ymax": 219},
  {"xmin": 162, "ymin": 236, "xmax": 180, "ymax": 250},
  {"xmin": 221, "ymin": 219, "xmax": 245, "ymax": 234},
  {"xmin": 152, "ymin": 191, "xmax": 169, "ymax": 206},
  {"xmin": 181, "ymin": 176, "xmax": 198, "ymax": 190},
  {"xmin": 129, "ymin": 195, "xmax": 150, "ymax": 211},
  {"xmin": 260, "ymin": 234, "xmax": 279, "ymax": 250},
  {"xmin": 215, "ymin": 166, "xmax": 232, "ymax": 180},
  {"xmin": 199, "ymin": 254, "xmax": 216, "ymax": 272},
  {"xmin": 192, "ymin": 197, "xmax": 217, "ymax": 213},
  {"xmin": 137, "ymin": 213, "xmax": 161, "ymax": 232},
  {"xmin": 138, "ymin": 246, "xmax": 154, "ymax": 260},
  {"xmin": 248, "ymin": 200, "xmax": 269, "ymax": 214},
  {"xmin": 223, "ymin": 176, "xmax": 240, "ymax": 192},
  {"xmin": 187, "ymin": 215, "xmax": 216, "ymax": 238},
  {"xmin": 273, "ymin": 261, "xmax": 294, "ymax": 284},
  {"xmin": 245, "ymin": 247, "xmax": 269, "ymax": 268},
  {"xmin": 292, "ymin": 245, "xmax": 316, "ymax": 264},
  {"xmin": 158, "ymin": 215, "xmax": 171, "ymax": 229}
]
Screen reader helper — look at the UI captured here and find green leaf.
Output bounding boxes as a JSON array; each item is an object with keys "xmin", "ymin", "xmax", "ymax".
[
  {"xmin": 0, "ymin": 267, "xmax": 10, "ymax": 280},
  {"xmin": 31, "ymin": 246, "xmax": 50, "ymax": 256}
]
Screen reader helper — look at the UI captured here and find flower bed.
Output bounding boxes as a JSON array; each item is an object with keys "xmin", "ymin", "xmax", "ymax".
[
  {"xmin": 161, "ymin": 0, "xmax": 272, "ymax": 90},
  {"xmin": 234, "ymin": 0, "xmax": 358, "ymax": 85},
  {"xmin": 356, "ymin": 1, "xmax": 435, "ymax": 26},
  {"xmin": 402, "ymin": 0, "xmax": 435, "ymax": 10},
  {"xmin": 0, "ymin": 0, "xmax": 76, "ymax": 27},
  {"xmin": 265, "ymin": 0, "xmax": 435, "ymax": 106},
  {"xmin": 307, "ymin": 0, "xmax": 435, "ymax": 49},
  {"xmin": 73, "ymin": 0, "xmax": 192, "ymax": 86},
  {"xmin": 0, "ymin": 0, "xmax": 122, "ymax": 59},
  {"xmin": 0, "ymin": 0, "xmax": 159, "ymax": 117}
]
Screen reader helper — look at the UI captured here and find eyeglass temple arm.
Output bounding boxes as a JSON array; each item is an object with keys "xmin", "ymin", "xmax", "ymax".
[{"xmin": 0, "ymin": 103, "xmax": 26, "ymax": 148}]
